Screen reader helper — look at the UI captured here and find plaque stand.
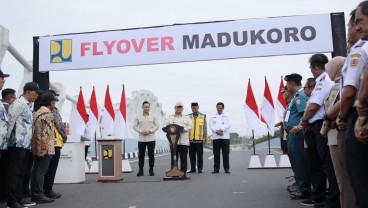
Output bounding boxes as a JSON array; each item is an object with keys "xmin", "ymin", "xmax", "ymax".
[{"xmin": 162, "ymin": 124, "xmax": 190, "ymax": 181}]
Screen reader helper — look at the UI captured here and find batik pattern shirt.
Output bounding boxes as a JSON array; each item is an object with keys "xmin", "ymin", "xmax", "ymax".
[
  {"xmin": 51, "ymin": 108, "xmax": 67, "ymax": 143},
  {"xmin": 0, "ymin": 102, "xmax": 9, "ymax": 150},
  {"xmin": 7, "ymin": 97, "xmax": 33, "ymax": 150},
  {"xmin": 32, "ymin": 106, "xmax": 55, "ymax": 157}
]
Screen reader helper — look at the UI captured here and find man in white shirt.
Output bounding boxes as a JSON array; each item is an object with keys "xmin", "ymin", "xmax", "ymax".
[
  {"xmin": 209, "ymin": 102, "xmax": 231, "ymax": 174},
  {"xmin": 300, "ymin": 54, "xmax": 339, "ymax": 208}
]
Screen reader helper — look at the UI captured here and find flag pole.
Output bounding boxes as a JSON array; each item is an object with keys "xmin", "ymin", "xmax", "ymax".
[
  {"xmin": 267, "ymin": 132, "xmax": 271, "ymax": 155},
  {"xmin": 252, "ymin": 130, "xmax": 255, "ymax": 155},
  {"xmin": 122, "ymin": 84, "xmax": 126, "ymax": 155}
]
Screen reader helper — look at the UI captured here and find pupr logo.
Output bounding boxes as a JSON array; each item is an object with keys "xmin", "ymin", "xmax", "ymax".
[{"xmin": 50, "ymin": 39, "xmax": 72, "ymax": 63}]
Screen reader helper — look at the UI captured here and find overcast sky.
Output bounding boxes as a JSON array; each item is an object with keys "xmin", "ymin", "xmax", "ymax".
[{"xmin": 0, "ymin": 0, "xmax": 362, "ymax": 137}]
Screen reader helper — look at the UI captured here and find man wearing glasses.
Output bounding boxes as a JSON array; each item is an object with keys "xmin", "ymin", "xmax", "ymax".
[{"xmin": 164, "ymin": 102, "xmax": 193, "ymax": 178}]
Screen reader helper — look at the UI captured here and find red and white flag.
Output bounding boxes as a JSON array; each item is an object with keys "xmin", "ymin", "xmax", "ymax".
[
  {"xmin": 74, "ymin": 87, "xmax": 88, "ymax": 135},
  {"xmin": 260, "ymin": 77, "xmax": 275, "ymax": 136},
  {"xmin": 117, "ymin": 85, "xmax": 127, "ymax": 140},
  {"xmin": 86, "ymin": 86, "xmax": 99, "ymax": 139},
  {"xmin": 276, "ymin": 77, "xmax": 287, "ymax": 122},
  {"xmin": 244, "ymin": 79, "xmax": 262, "ymax": 135},
  {"xmin": 101, "ymin": 85, "xmax": 115, "ymax": 137}
]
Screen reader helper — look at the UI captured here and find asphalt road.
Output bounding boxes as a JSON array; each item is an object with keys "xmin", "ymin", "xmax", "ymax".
[{"xmin": 1, "ymin": 149, "xmax": 304, "ymax": 208}]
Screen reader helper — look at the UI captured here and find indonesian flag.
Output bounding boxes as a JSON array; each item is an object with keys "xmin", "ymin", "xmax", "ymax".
[
  {"xmin": 74, "ymin": 87, "xmax": 88, "ymax": 135},
  {"xmin": 117, "ymin": 85, "xmax": 127, "ymax": 140},
  {"xmin": 244, "ymin": 79, "xmax": 262, "ymax": 135},
  {"xmin": 86, "ymin": 86, "xmax": 99, "ymax": 138},
  {"xmin": 260, "ymin": 77, "xmax": 275, "ymax": 136},
  {"xmin": 276, "ymin": 77, "xmax": 287, "ymax": 122},
  {"xmin": 101, "ymin": 85, "xmax": 115, "ymax": 137}
]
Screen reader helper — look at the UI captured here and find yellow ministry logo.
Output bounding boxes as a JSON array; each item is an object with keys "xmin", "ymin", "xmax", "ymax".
[{"xmin": 50, "ymin": 39, "xmax": 72, "ymax": 63}]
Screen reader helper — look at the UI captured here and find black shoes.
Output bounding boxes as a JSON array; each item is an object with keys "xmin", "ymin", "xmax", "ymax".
[
  {"xmin": 19, "ymin": 198, "xmax": 36, "ymax": 207},
  {"xmin": 149, "ymin": 168, "xmax": 154, "ymax": 176},
  {"xmin": 31, "ymin": 196, "xmax": 54, "ymax": 204},
  {"xmin": 197, "ymin": 170, "xmax": 202, "ymax": 173},
  {"xmin": 212, "ymin": 170, "xmax": 219, "ymax": 174},
  {"xmin": 290, "ymin": 192, "xmax": 311, "ymax": 200},
  {"xmin": 224, "ymin": 170, "xmax": 230, "ymax": 174},
  {"xmin": 300, "ymin": 198, "xmax": 325, "ymax": 206},
  {"xmin": 187, "ymin": 169, "xmax": 196, "ymax": 173},
  {"xmin": 45, "ymin": 191, "xmax": 62, "ymax": 199},
  {"xmin": 7, "ymin": 202, "xmax": 28, "ymax": 208},
  {"xmin": 137, "ymin": 169, "xmax": 143, "ymax": 177}
]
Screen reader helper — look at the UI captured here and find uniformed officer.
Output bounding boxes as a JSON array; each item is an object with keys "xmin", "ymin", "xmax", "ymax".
[
  {"xmin": 283, "ymin": 74, "xmax": 311, "ymax": 200},
  {"xmin": 337, "ymin": 4, "xmax": 368, "ymax": 207},
  {"xmin": 209, "ymin": 102, "xmax": 231, "ymax": 174},
  {"xmin": 300, "ymin": 54, "xmax": 339, "ymax": 208},
  {"xmin": 187, "ymin": 103, "xmax": 207, "ymax": 174}
]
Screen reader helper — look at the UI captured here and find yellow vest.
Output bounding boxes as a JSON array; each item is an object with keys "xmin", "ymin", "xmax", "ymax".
[
  {"xmin": 189, "ymin": 114, "xmax": 206, "ymax": 141},
  {"xmin": 54, "ymin": 128, "xmax": 63, "ymax": 148}
]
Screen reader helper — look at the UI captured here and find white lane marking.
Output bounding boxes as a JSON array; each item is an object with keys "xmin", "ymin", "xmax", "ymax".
[
  {"xmin": 233, "ymin": 192, "xmax": 247, "ymax": 194},
  {"xmin": 208, "ymin": 155, "xmax": 214, "ymax": 159},
  {"xmin": 128, "ymin": 206, "xmax": 137, "ymax": 208},
  {"xmin": 129, "ymin": 153, "xmax": 171, "ymax": 163},
  {"xmin": 242, "ymin": 181, "xmax": 248, "ymax": 183}
]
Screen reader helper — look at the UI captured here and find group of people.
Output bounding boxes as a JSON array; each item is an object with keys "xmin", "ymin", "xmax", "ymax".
[
  {"xmin": 0, "ymin": 73, "xmax": 67, "ymax": 208},
  {"xmin": 280, "ymin": 2, "xmax": 368, "ymax": 208},
  {"xmin": 133, "ymin": 101, "xmax": 231, "ymax": 178}
]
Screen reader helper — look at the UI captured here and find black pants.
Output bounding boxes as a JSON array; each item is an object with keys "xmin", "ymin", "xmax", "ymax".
[
  {"xmin": 7, "ymin": 147, "xmax": 29, "ymax": 204},
  {"xmin": 23, "ymin": 150, "xmax": 33, "ymax": 195},
  {"xmin": 85, "ymin": 145, "xmax": 89, "ymax": 160},
  {"xmin": 138, "ymin": 141, "xmax": 155, "ymax": 169},
  {"xmin": 345, "ymin": 109, "xmax": 368, "ymax": 208},
  {"xmin": 304, "ymin": 130, "xmax": 326, "ymax": 200},
  {"xmin": 311, "ymin": 120, "xmax": 340, "ymax": 208},
  {"xmin": 31, "ymin": 155, "xmax": 52, "ymax": 198},
  {"xmin": 212, "ymin": 139, "xmax": 230, "ymax": 171},
  {"xmin": 189, "ymin": 142, "xmax": 203, "ymax": 171},
  {"xmin": 0, "ymin": 150, "xmax": 8, "ymax": 201},
  {"xmin": 172, "ymin": 145, "xmax": 188, "ymax": 173},
  {"xmin": 44, "ymin": 147, "xmax": 61, "ymax": 193}
]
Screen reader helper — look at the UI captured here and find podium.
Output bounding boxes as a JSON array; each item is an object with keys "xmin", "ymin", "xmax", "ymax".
[
  {"xmin": 97, "ymin": 139, "xmax": 123, "ymax": 182},
  {"xmin": 55, "ymin": 141, "xmax": 85, "ymax": 183},
  {"xmin": 162, "ymin": 124, "xmax": 188, "ymax": 181}
]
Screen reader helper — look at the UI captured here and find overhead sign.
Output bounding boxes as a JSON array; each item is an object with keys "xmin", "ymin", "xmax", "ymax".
[{"xmin": 38, "ymin": 14, "xmax": 333, "ymax": 72}]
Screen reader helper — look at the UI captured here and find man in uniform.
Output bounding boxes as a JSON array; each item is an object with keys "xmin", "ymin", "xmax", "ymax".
[
  {"xmin": 283, "ymin": 73, "xmax": 311, "ymax": 200},
  {"xmin": 300, "ymin": 54, "xmax": 339, "ymax": 208},
  {"xmin": 187, "ymin": 102, "xmax": 207, "ymax": 174},
  {"xmin": 209, "ymin": 102, "xmax": 231, "ymax": 174},
  {"xmin": 164, "ymin": 102, "xmax": 193, "ymax": 178},
  {"xmin": 337, "ymin": 4, "xmax": 368, "ymax": 207}
]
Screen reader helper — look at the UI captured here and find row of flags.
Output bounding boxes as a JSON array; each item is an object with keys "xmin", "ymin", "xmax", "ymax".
[
  {"xmin": 74, "ymin": 85, "xmax": 127, "ymax": 139},
  {"xmin": 244, "ymin": 77, "xmax": 287, "ymax": 136}
]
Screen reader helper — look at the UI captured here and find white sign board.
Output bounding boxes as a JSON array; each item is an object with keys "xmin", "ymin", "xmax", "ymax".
[{"xmin": 39, "ymin": 14, "xmax": 333, "ymax": 72}]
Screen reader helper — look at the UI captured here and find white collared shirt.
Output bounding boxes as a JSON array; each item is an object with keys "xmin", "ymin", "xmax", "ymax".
[
  {"xmin": 308, "ymin": 71, "xmax": 334, "ymax": 123},
  {"xmin": 209, "ymin": 112, "xmax": 231, "ymax": 139}
]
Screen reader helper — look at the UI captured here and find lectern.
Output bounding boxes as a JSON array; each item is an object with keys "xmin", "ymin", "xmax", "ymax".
[
  {"xmin": 162, "ymin": 124, "xmax": 189, "ymax": 180},
  {"xmin": 97, "ymin": 139, "xmax": 123, "ymax": 182}
]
